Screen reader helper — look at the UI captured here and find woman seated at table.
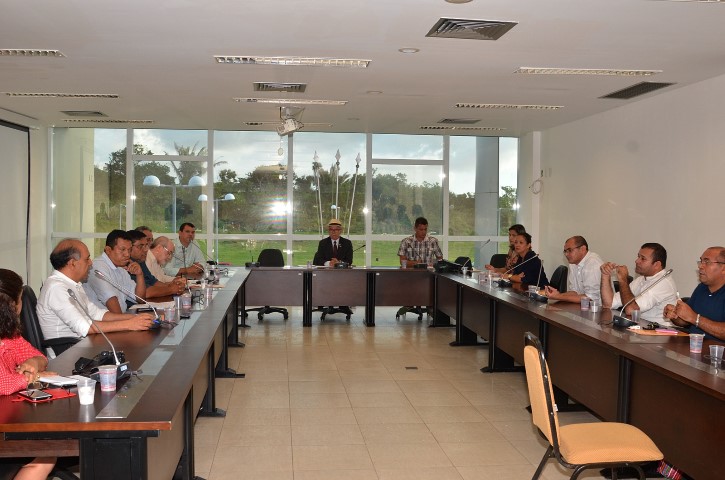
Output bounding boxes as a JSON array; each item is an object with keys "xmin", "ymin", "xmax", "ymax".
[
  {"xmin": 501, "ymin": 233, "xmax": 549, "ymax": 288},
  {"xmin": 484, "ymin": 224, "xmax": 526, "ymax": 273},
  {"xmin": 0, "ymin": 268, "xmax": 56, "ymax": 480}
]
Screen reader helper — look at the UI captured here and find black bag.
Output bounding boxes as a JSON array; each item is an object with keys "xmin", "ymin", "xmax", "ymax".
[{"xmin": 73, "ymin": 350, "xmax": 126, "ymax": 377}]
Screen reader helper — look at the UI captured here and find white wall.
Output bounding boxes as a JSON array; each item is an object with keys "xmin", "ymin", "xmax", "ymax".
[{"xmin": 529, "ymin": 72, "xmax": 725, "ymax": 295}]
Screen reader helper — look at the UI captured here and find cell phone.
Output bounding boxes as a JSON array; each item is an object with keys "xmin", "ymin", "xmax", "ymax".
[{"xmin": 18, "ymin": 389, "xmax": 53, "ymax": 402}]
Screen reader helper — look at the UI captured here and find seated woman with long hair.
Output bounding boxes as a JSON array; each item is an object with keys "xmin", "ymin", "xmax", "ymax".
[{"xmin": 0, "ymin": 268, "xmax": 56, "ymax": 480}]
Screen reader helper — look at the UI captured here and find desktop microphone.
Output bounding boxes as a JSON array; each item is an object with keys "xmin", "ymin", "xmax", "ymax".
[
  {"xmin": 191, "ymin": 241, "xmax": 217, "ymax": 265},
  {"xmin": 612, "ymin": 268, "xmax": 674, "ymax": 327},
  {"xmin": 498, "ymin": 254, "xmax": 540, "ymax": 287},
  {"xmin": 245, "ymin": 252, "xmax": 259, "ymax": 268},
  {"xmin": 93, "ymin": 270, "xmax": 164, "ymax": 323},
  {"xmin": 67, "ymin": 289, "xmax": 131, "ymax": 380}
]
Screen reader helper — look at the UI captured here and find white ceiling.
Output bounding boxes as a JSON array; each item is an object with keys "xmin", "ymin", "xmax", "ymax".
[{"xmin": 2, "ymin": 0, "xmax": 725, "ymax": 136}]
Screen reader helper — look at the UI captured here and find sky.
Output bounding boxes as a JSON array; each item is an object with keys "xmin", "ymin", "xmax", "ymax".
[{"xmin": 92, "ymin": 129, "xmax": 518, "ymax": 195}]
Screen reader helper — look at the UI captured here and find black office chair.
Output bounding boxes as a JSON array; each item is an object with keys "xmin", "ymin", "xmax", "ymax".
[
  {"xmin": 244, "ymin": 249, "xmax": 289, "ymax": 321},
  {"xmin": 489, "ymin": 253, "xmax": 508, "ymax": 269},
  {"xmin": 549, "ymin": 265, "xmax": 568, "ymax": 293},
  {"xmin": 612, "ymin": 275, "xmax": 634, "ymax": 293},
  {"xmin": 453, "ymin": 256, "xmax": 472, "ymax": 269},
  {"xmin": 20, "ymin": 285, "xmax": 79, "ymax": 357}
]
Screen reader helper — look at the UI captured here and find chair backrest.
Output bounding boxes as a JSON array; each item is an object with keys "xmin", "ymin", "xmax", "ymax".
[
  {"xmin": 613, "ymin": 275, "xmax": 634, "ymax": 293},
  {"xmin": 489, "ymin": 253, "xmax": 507, "ymax": 269},
  {"xmin": 523, "ymin": 332, "xmax": 561, "ymax": 451},
  {"xmin": 258, "ymin": 248, "xmax": 285, "ymax": 267},
  {"xmin": 549, "ymin": 265, "xmax": 568, "ymax": 292},
  {"xmin": 19, "ymin": 285, "xmax": 45, "ymax": 351},
  {"xmin": 453, "ymin": 256, "xmax": 472, "ymax": 268}
]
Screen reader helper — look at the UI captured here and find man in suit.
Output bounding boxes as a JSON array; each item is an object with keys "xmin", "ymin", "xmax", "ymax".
[{"xmin": 313, "ymin": 219, "xmax": 353, "ymax": 267}]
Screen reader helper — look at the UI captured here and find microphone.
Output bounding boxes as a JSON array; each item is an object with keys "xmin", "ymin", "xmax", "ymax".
[
  {"xmin": 191, "ymin": 241, "xmax": 217, "ymax": 265},
  {"xmin": 612, "ymin": 268, "xmax": 674, "ymax": 327},
  {"xmin": 93, "ymin": 269, "xmax": 163, "ymax": 323},
  {"xmin": 245, "ymin": 251, "xmax": 259, "ymax": 268},
  {"xmin": 67, "ymin": 289, "xmax": 131, "ymax": 380},
  {"xmin": 497, "ymin": 253, "xmax": 540, "ymax": 288}
]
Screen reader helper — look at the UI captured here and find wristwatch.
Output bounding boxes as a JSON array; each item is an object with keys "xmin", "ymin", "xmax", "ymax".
[{"xmin": 695, "ymin": 314, "xmax": 701, "ymax": 328}]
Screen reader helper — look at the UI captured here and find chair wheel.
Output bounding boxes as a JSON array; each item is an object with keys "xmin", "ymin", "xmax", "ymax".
[
  {"xmin": 417, "ymin": 313, "xmax": 423, "ymax": 321},
  {"xmin": 395, "ymin": 314, "xmax": 401, "ymax": 320},
  {"xmin": 346, "ymin": 314, "xmax": 351, "ymax": 320},
  {"xmin": 321, "ymin": 313, "xmax": 326, "ymax": 321},
  {"xmin": 244, "ymin": 312, "xmax": 249, "ymax": 318},
  {"xmin": 283, "ymin": 313, "xmax": 289, "ymax": 319},
  {"xmin": 257, "ymin": 312, "xmax": 264, "ymax": 320}
]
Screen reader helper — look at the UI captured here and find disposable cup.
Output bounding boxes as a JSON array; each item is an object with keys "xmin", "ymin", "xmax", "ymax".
[
  {"xmin": 461, "ymin": 266, "xmax": 469, "ymax": 276},
  {"xmin": 173, "ymin": 295, "xmax": 182, "ymax": 311},
  {"xmin": 164, "ymin": 306, "xmax": 177, "ymax": 323},
  {"xmin": 580, "ymin": 297, "xmax": 590, "ymax": 311},
  {"xmin": 590, "ymin": 300, "xmax": 601, "ymax": 313},
  {"xmin": 631, "ymin": 310, "xmax": 640, "ymax": 322},
  {"xmin": 709, "ymin": 344, "xmax": 724, "ymax": 364},
  {"xmin": 401, "ymin": 260, "xmax": 408, "ymax": 269},
  {"xmin": 98, "ymin": 365, "xmax": 117, "ymax": 392},
  {"xmin": 689, "ymin": 333, "xmax": 705, "ymax": 354},
  {"xmin": 77, "ymin": 378, "xmax": 96, "ymax": 405}
]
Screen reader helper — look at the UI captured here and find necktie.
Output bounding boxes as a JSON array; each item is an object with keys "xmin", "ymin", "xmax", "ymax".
[{"xmin": 332, "ymin": 241, "xmax": 338, "ymax": 258}]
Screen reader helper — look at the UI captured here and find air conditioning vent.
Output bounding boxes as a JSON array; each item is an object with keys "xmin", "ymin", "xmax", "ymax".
[
  {"xmin": 426, "ymin": 18, "xmax": 517, "ymax": 41},
  {"xmin": 254, "ymin": 82, "xmax": 307, "ymax": 93},
  {"xmin": 438, "ymin": 118, "xmax": 480, "ymax": 124},
  {"xmin": 600, "ymin": 82, "xmax": 675, "ymax": 100},
  {"xmin": 61, "ymin": 111, "xmax": 107, "ymax": 117}
]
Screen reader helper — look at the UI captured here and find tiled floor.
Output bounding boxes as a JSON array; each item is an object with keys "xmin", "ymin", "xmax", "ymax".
[{"xmin": 194, "ymin": 307, "xmax": 626, "ymax": 480}]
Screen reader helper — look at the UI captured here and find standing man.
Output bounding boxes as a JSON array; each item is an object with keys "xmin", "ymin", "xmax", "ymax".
[
  {"xmin": 545, "ymin": 235, "xmax": 603, "ymax": 303},
  {"xmin": 164, "ymin": 222, "xmax": 205, "ymax": 277},
  {"xmin": 85, "ymin": 229, "xmax": 146, "ymax": 313},
  {"xmin": 127, "ymin": 230, "xmax": 185, "ymax": 297},
  {"xmin": 313, "ymin": 219, "xmax": 353, "ymax": 267},
  {"xmin": 398, "ymin": 217, "xmax": 443, "ymax": 267},
  {"xmin": 600, "ymin": 242, "xmax": 677, "ymax": 323},
  {"xmin": 665, "ymin": 246, "xmax": 725, "ymax": 340},
  {"xmin": 37, "ymin": 238, "xmax": 156, "ymax": 351},
  {"xmin": 147, "ymin": 236, "xmax": 185, "ymax": 283}
]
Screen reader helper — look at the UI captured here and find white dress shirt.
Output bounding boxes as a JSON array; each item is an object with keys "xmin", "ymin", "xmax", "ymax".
[
  {"xmin": 611, "ymin": 268, "xmax": 677, "ymax": 324},
  {"xmin": 37, "ymin": 270, "xmax": 109, "ymax": 339},
  {"xmin": 567, "ymin": 251, "xmax": 603, "ymax": 302},
  {"xmin": 146, "ymin": 250, "xmax": 177, "ymax": 282},
  {"xmin": 164, "ymin": 238, "xmax": 205, "ymax": 276},
  {"xmin": 84, "ymin": 252, "xmax": 135, "ymax": 312}
]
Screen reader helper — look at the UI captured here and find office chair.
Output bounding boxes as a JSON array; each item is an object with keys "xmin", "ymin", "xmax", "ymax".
[
  {"xmin": 612, "ymin": 275, "xmax": 634, "ymax": 293},
  {"xmin": 20, "ymin": 285, "xmax": 79, "ymax": 357},
  {"xmin": 453, "ymin": 256, "xmax": 472, "ymax": 269},
  {"xmin": 549, "ymin": 265, "xmax": 568, "ymax": 293},
  {"xmin": 489, "ymin": 253, "xmax": 507, "ymax": 269},
  {"xmin": 523, "ymin": 331, "xmax": 663, "ymax": 480},
  {"xmin": 244, "ymin": 249, "xmax": 289, "ymax": 320}
]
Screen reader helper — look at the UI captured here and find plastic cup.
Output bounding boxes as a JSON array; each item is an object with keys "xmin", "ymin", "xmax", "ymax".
[
  {"xmin": 590, "ymin": 299, "xmax": 601, "ymax": 313},
  {"xmin": 580, "ymin": 297, "xmax": 590, "ymax": 311},
  {"xmin": 77, "ymin": 378, "xmax": 96, "ymax": 405},
  {"xmin": 631, "ymin": 310, "xmax": 640, "ymax": 322},
  {"xmin": 689, "ymin": 333, "xmax": 705, "ymax": 354},
  {"xmin": 401, "ymin": 260, "xmax": 408, "ymax": 269},
  {"xmin": 98, "ymin": 365, "xmax": 117, "ymax": 392},
  {"xmin": 164, "ymin": 306, "xmax": 177, "ymax": 323},
  {"xmin": 173, "ymin": 295, "xmax": 182, "ymax": 311},
  {"xmin": 204, "ymin": 286, "xmax": 213, "ymax": 303},
  {"xmin": 709, "ymin": 344, "xmax": 724, "ymax": 364}
]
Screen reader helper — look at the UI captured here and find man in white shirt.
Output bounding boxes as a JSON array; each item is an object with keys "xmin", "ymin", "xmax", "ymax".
[
  {"xmin": 37, "ymin": 238, "xmax": 156, "ymax": 350},
  {"xmin": 147, "ymin": 236, "xmax": 186, "ymax": 284},
  {"xmin": 164, "ymin": 222, "xmax": 205, "ymax": 277},
  {"xmin": 600, "ymin": 242, "xmax": 677, "ymax": 324},
  {"xmin": 84, "ymin": 229, "xmax": 147, "ymax": 313},
  {"xmin": 545, "ymin": 236, "xmax": 603, "ymax": 303}
]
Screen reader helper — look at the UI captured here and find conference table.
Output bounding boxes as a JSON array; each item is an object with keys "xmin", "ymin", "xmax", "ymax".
[
  {"xmin": 436, "ymin": 273, "xmax": 725, "ymax": 480},
  {"xmin": 0, "ymin": 267, "xmax": 249, "ymax": 480}
]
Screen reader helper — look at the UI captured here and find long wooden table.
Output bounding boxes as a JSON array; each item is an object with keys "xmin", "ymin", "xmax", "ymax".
[
  {"xmin": 437, "ymin": 273, "xmax": 725, "ymax": 480},
  {"xmin": 0, "ymin": 268, "xmax": 249, "ymax": 480}
]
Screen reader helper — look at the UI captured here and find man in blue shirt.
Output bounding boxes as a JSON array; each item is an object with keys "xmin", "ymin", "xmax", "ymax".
[{"xmin": 664, "ymin": 246, "xmax": 725, "ymax": 341}]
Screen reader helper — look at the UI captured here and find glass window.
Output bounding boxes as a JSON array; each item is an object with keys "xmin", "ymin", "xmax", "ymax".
[
  {"xmin": 498, "ymin": 137, "xmax": 519, "ymax": 235},
  {"xmin": 133, "ymin": 130, "xmax": 208, "ymax": 155},
  {"xmin": 293, "ymin": 132, "xmax": 366, "ymax": 235},
  {"xmin": 216, "ymin": 240, "xmax": 287, "ymax": 266},
  {"xmin": 371, "ymin": 164, "xmax": 443, "ymax": 235},
  {"xmin": 371, "ymin": 241, "xmax": 405, "ymax": 267},
  {"xmin": 213, "ymin": 131, "xmax": 287, "ymax": 234},
  {"xmin": 448, "ymin": 136, "xmax": 477, "ymax": 236},
  {"xmin": 372, "ymin": 134, "xmax": 443, "ymax": 160}
]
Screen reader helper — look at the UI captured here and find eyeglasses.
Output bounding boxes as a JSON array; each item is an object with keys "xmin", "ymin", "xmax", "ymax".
[
  {"xmin": 161, "ymin": 244, "xmax": 174, "ymax": 257},
  {"xmin": 563, "ymin": 245, "xmax": 583, "ymax": 254},
  {"xmin": 697, "ymin": 258, "xmax": 725, "ymax": 266}
]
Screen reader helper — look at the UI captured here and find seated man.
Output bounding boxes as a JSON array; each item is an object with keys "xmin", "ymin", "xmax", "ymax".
[
  {"xmin": 313, "ymin": 219, "xmax": 353, "ymax": 267},
  {"xmin": 665, "ymin": 246, "xmax": 725, "ymax": 341},
  {"xmin": 147, "ymin": 236, "xmax": 185, "ymax": 283},
  {"xmin": 127, "ymin": 230, "xmax": 185, "ymax": 298},
  {"xmin": 398, "ymin": 216, "xmax": 443, "ymax": 267},
  {"xmin": 37, "ymin": 238, "xmax": 156, "ymax": 352},
  {"xmin": 164, "ymin": 222, "xmax": 205, "ymax": 277},
  {"xmin": 600, "ymin": 242, "xmax": 677, "ymax": 324},
  {"xmin": 84, "ymin": 229, "xmax": 146, "ymax": 313},
  {"xmin": 135, "ymin": 225, "xmax": 153, "ymax": 243},
  {"xmin": 545, "ymin": 235, "xmax": 603, "ymax": 303},
  {"xmin": 313, "ymin": 219, "xmax": 354, "ymax": 318}
]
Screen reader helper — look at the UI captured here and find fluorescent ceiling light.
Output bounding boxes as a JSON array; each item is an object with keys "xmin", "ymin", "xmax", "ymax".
[
  {"xmin": 243, "ymin": 121, "xmax": 333, "ymax": 127},
  {"xmin": 455, "ymin": 103, "xmax": 563, "ymax": 110},
  {"xmin": 515, "ymin": 67, "xmax": 662, "ymax": 76},
  {"xmin": 234, "ymin": 98, "xmax": 347, "ymax": 106},
  {"xmin": 3, "ymin": 92, "xmax": 118, "ymax": 98},
  {"xmin": 215, "ymin": 56, "xmax": 370, "ymax": 68},
  {"xmin": 63, "ymin": 119, "xmax": 154, "ymax": 124},
  {"xmin": 419, "ymin": 126, "xmax": 505, "ymax": 131},
  {"xmin": 0, "ymin": 49, "xmax": 65, "ymax": 57}
]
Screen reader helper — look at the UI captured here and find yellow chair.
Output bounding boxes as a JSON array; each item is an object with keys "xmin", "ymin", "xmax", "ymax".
[{"xmin": 523, "ymin": 332, "xmax": 663, "ymax": 480}]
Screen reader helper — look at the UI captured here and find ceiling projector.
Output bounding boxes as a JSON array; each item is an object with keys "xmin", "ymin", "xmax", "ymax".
[{"xmin": 277, "ymin": 118, "xmax": 303, "ymax": 136}]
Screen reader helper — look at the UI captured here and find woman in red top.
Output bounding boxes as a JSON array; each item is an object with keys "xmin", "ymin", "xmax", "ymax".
[{"xmin": 0, "ymin": 268, "xmax": 56, "ymax": 480}]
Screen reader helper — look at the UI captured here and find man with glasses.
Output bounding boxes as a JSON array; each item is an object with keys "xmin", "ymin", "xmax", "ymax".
[
  {"xmin": 147, "ymin": 236, "xmax": 185, "ymax": 284},
  {"xmin": 545, "ymin": 235, "xmax": 603, "ymax": 303},
  {"xmin": 313, "ymin": 219, "xmax": 353, "ymax": 267},
  {"xmin": 664, "ymin": 246, "xmax": 725, "ymax": 340},
  {"xmin": 600, "ymin": 242, "xmax": 678, "ymax": 324},
  {"xmin": 127, "ymin": 230, "xmax": 185, "ymax": 297}
]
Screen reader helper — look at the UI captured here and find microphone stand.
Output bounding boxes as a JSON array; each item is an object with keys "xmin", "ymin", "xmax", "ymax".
[
  {"xmin": 67, "ymin": 289, "xmax": 131, "ymax": 379},
  {"xmin": 612, "ymin": 269, "xmax": 674, "ymax": 327},
  {"xmin": 93, "ymin": 270, "xmax": 171, "ymax": 325},
  {"xmin": 498, "ymin": 253, "xmax": 540, "ymax": 288}
]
